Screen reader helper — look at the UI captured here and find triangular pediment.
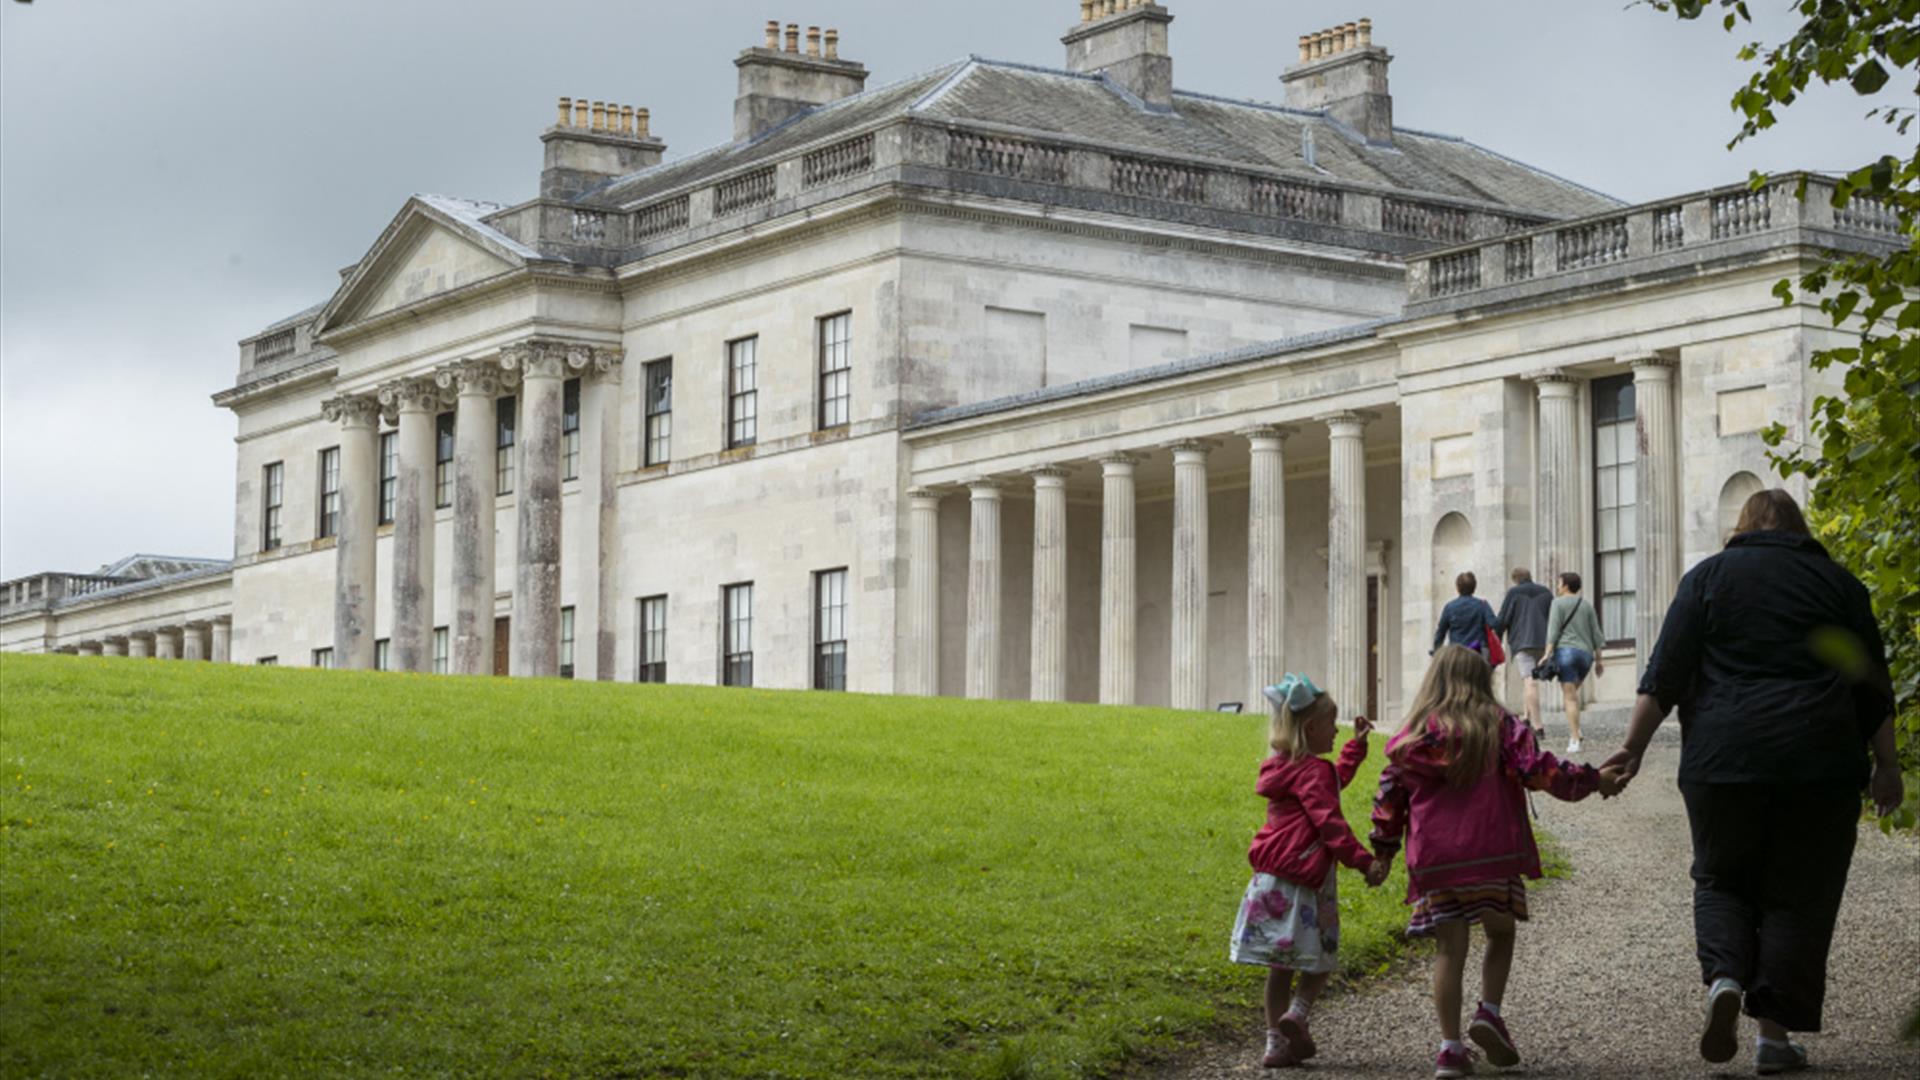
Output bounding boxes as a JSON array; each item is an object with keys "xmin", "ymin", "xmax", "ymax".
[{"xmin": 317, "ymin": 195, "xmax": 535, "ymax": 335}]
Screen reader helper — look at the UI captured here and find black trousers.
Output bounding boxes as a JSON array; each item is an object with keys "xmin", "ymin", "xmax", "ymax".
[{"xmin": 1680, "ymin": 782, "xmax": 1860, "ymax": 1032}]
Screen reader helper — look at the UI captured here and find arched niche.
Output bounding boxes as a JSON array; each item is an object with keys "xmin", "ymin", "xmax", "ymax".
[
  {"xmin": 1431, "ymin": 512, "xmax": 1475, "ymax": 622},
  {"xmin": 1717, "ymin": 471, "xmax": 1765, "ymax": 545}
]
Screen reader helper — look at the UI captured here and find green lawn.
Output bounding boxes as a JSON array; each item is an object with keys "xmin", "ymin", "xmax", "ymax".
[{"xmin": 0, "ymin": 654, "xmax": 1413, "ymax": 1079}]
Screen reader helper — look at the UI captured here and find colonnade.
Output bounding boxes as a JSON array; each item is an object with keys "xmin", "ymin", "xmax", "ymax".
[
  {"xmin": 64, "ymin": 617, "xmax": 232, "ymax": 663},
  {"xmin": 907, "ymin": 413, "xmax": 1375, "ymax": 720},
  {"xmin": 323, "ymin": 339, "xmax": 623, "ymax": 676}
]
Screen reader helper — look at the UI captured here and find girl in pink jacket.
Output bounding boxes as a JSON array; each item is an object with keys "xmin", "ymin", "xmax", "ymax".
[
  {"xmin": 1229, "ymin": 673, "xmax": 1378, "ymax": 1069},
  {"xmin": 1369, "ymin": 645, "xmax": 1624, "ymax": 1078}
]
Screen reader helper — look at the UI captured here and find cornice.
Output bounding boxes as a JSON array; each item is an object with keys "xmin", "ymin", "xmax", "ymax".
[{"xmin": 317, "ymin": 262, "xmax": 618, "ymax": 351}]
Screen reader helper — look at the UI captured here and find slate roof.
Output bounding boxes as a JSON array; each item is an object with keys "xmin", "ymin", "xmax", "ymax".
[{"xmin": 589, "ymin": 57, "xmax": 1618, "ymax": 219}]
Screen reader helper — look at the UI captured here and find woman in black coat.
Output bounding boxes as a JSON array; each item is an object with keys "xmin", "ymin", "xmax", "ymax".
[{"xmin": 1605, "ymin": 489, "xmax": 1903, "ymax": 1075}]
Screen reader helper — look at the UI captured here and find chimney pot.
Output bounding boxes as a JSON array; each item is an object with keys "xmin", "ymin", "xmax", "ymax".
[
  {"xmin": 1344, "ymin": 22, "xmax": 1358, "ymax": 52},
  {"xmin": 637, "ymin": 106, "xmax": 651, "ymax": 138},
  {"xmin": 590, "ymin": 101, "xmax": 606, "ymax": 131},
  {"xmin": 1282, "ymin": 18, "xmax": 1392, "ymax": 143},
  {"xmin": 557, "ymin": 96, "xmax": 573, "ymax": 127},
  {"xmin": 785, "ymin": 23, "xmax": 799, "ymax": 52},
  {"xmin": 807, "ymin": 26, "xmax": 821, "ymax": 57},
  {"xmin": 620, "ymin": 104, "xmax": 635, "ymax": 135},
  {"xmin": 1297, "ymin": 35, "xmax": 1310, "ymax": 64},
  {"xmin": 574, "ymin": 98, "xmax": 589, "ymax": 127},
  {"xmin": 764, "ymin": 19, "xmax": 780, "ymax": 49},
  {"xmin": 1358, "ymin": 18, "xmax": 1372, "ymax": 46},
  {"xmin": 824, "ymin": 28, "xmax": 839, "ymax": 59},
  {"xmin": 1080, "ymin": 1, "xmax": 1093, "ymax": 21}
]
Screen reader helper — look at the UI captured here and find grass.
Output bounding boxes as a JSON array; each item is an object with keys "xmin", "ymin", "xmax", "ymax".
[{"xmin": 0, "ymin": 654, "xmax": 1416, "ymax": 1079}]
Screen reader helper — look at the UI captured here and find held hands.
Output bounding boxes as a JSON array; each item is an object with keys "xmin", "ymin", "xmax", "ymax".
[
  {"xmin": 1599, "ymin": 746, "xmax": 1644, "ymax": 783},
  {"xmin": 1596, "ymin": 764, "xmax": 1631, "ymax": 799},
  {"xmin": 1363, "ymin": 859, "xmax": 1391, "ymax": 888},
  {"xmin": 1352, "ymin": 715, "xmax": 1374, "ymax": 741}
]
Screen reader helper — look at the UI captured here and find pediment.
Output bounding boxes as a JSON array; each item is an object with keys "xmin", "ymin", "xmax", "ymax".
[{"xmin": 317, "ymin": 196, "xmax": 533, "ymax": 335}]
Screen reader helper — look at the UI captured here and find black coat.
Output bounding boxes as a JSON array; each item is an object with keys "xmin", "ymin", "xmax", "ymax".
[{"xmin": 1638, "ymin": 530, "xmax": 1892, "ymax": 785}]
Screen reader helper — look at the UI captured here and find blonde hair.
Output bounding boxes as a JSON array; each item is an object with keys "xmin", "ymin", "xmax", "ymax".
[
  {"xmin": 1270, "ymin": 692, "xmax": 1338, "ymax": 759},
  {"xmin": 1393, "ymin": 644, "xmax": 1505, "ymax": 788}
]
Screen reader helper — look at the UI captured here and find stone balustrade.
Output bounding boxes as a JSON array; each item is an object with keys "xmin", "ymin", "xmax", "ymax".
[{"xmin": 1406, "ymin": 172, "xmax": 1907, "ymax": 309}]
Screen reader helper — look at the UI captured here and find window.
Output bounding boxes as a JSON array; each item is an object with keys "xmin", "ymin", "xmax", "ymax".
[
  {"xmin": 435, "ymin": 412, "xmax": 455, "ymax": 508},
  {"xmin": 433, "ymin": 627, "xmax": 449, "ymax": 675},
  {"xmin": 818, "ymin": 312, "xmax": 852, "ymax": 430},
  {"xmin": 374, "ymin": 638, "xmax": 391, "ymax": 672},
  {"xmin": 562, "ymin": 378, "xmax": 581, "ymax": 481},
  {"xmin": 312, "ymin": 647, "xmax": 334, "ymax": 669},
  {"xmin": 496, "ymin": 395, "xmax": 516, "ymax": 496},
  {"xmin": 257, "ymin": 656, "xmax": 278, "ymax": 667},
  {"xmin": 560, "ymin": 606, "xmax": 576, "ymax": 679},
  {"xmin": 722, "ymin": 583, "xmax": 753, "ymax": 687},
  {"xmin": 727, "ymin": 337, "xmax": 758, "ymax": 449},
  {"xmin": 1593, "ymin": 374, "xmax": 1637, "ymax": 646},
  {"xmin": 317, "ymin": 447, "xmax": 342, "ymax": 539},
  {"xmin": 814, "ymin": 568, "xmax": 848, "ymax": 691},
  {"xmin": 262, "ymin": 462, "xmax": 284, "ymax": 551},
  {"xmin": 379, "ymin": 431, "xmax": 398, "ymax": 526},
  {"xmin": 644, "ymin": 359, "xmax": 673, "ymax": 467},
  {"xmin": 638, "ymin": 595, "xmax": 668, "ymax": 683}
]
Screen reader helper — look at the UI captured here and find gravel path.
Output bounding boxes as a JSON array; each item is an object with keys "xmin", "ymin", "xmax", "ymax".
[{"xmin": 1163, "ymin": 736, "xmax": 1920, "ymax": 1079}]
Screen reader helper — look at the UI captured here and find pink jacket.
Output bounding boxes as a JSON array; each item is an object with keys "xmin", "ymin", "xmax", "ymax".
[
  {"xmin": 1369, "ymin": 713, "xmax": 1598, "ymax": 897},
  {"xmin": 1247, "ymin": 737, "xmax": 1375, "ymax": 886}
]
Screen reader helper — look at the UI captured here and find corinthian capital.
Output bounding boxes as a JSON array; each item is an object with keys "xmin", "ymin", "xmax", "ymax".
[
  {"xmin": 501, "ymin": 341, "xmax": 571, "ymax": 380},
  {"xmin": 321, "ymin": 393, "xmax": 381, "ymax": 427},
  {"xmin": 435, "ymin": 359, "xmax": 508, "ymax": 397},
  {"xmin": 378, "ymin": 376, "xmax": 448, "ymax": 414},
  {"xmin": 574, "ymin": 344, "xmax": 625, "ymax": 382}
]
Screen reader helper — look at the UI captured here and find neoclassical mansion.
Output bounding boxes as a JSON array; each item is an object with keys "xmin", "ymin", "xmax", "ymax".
[{"xmin": 4, "ymin": 3, "xmax": 1903, "ymax": 725}]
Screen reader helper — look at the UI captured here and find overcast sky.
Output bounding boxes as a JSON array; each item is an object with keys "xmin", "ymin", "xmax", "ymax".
[{"xmin": 0, "ymin": 0, "xmax": 1901, "ymax": 579}]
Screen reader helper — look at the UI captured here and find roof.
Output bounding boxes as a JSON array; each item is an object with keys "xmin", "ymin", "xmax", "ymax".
[
  {"xmin": 590, "ymin": 56, "xmax": 1619, "ymax": 219},
  {"xmin": 95, "ymin": 554, "xmax": 230, "ymax": 580}
]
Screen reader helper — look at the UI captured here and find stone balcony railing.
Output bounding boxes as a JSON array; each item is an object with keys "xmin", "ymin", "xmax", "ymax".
[
  {"xmin": 512, "ymin": 116, "xmax": 1558, "ymax": 265},
  {"xmin": 1405, "ymin": 172, "xmax": 1908, "ymax": 311}
]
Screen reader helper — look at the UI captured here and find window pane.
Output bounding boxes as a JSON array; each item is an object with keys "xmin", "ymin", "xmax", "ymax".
[
  {"xmin": 1619, "ymin": 503, "xmax": 1637, "ymax": 542},
  {"xmin": 1598, "ymin": 508, "xmax": 1617, "ymax": 551},
  {"xmin": 1596, "ymin": 423, "xmax": 1617, "ymax": 467},
  {"xmin": 1622, "ymin": 552, "xmax": 1638, "ymax": 592},
  {"xmin": 1615, "ymin": 422, "xmax": 1637, "ymax": 467},
  {"xmin": 1617, "ymin": 459, "xmax": 1637, "ymax": 505}
]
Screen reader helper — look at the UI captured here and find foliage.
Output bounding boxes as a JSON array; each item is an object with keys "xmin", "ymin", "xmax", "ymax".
[
  {"xmin": 1652, "ymin": 0, "xmax": 1920, "ymax": 819},
  {"xmin": 0, "ymin": 655, "xmax": 1414, "ymax": 1080}
]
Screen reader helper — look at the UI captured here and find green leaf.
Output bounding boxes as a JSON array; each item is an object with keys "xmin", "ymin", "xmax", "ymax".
[{"xmin": 1851, "ymin": 59, "xmax": 1890, "ymax": 96}]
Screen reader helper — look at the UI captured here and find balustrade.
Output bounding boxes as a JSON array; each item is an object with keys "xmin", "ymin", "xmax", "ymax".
[
  {"xmin": 1504, "ymin": 238, "xmax": 1534, "ymax": 283},
  {"xmin": 713, "ymin": 167, "xmax": 777, "ymax": 216},
  {"xmin": 1834, "ymin": 194, "xmax": 1901, "ymax": 236},
  {"xmin": 1556, "ymin": 216, "xmax": 1629, "ymax": 271},
  {"xmin": 633, "ymin": 195, "xmax": 690, "ymax": 241},
  {"xmin": 946, "ymin": 131, "xmax": 1070, "ymax": 184},
  {"xmin": 1652, "ymin": 204, "xmax": 1685, "ymax": 251},
  {"xmin": 1382, "ymin": 198, "xmax": 1472, "ymax": 242},
  {"xmin": 1430, "ymin": 249, "xmax": 1482, "ymax": 296},
  {"xmin": 1110, "ymin": 155, "xmax": 1208, "ymax": 205},
  {"xmin": 1250, "ymin": 177, "xmax": 1342, "ymax": 224},
  {"xmin": 803, "ymin": 134, "xmax": 874, "ymax": 188},
  {"xmin": 1710, "ymin": 188, "xmax": 1771, "ymax": 239}
]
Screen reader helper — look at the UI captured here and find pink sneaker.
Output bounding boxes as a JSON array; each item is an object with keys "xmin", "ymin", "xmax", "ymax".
[
  {"xmin": 1467, "ymin": 1004, "xmax": 1520, "ymax": 1067},
  {"xmin": 1435, "ymin": 1043, "xmax": 1476, "ymax": 1078},
  {"xmin": 1261, "ymin": 1033, "xmax": 1297, "ymax": 1069},
  {"xmin": 1278, "ymin": 1009, "xmax": 1318, "ymax": 1061}
]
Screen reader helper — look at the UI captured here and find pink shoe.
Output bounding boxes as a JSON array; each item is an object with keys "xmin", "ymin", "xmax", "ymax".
[
  {"xmin": 1261, "ymin": 1034, "xmax": 1297, "ymax": 1069},
  {"xmin": 1278, "ymin": 1009, "xmax": 1318, "ymax": 1061},
  {"xmin": 1435, "ymin": 1043, "xmax": 1476, "ymax": 1078},
  {"xmin": 1467, "ymin": 1004, "xmax": 1520, "ymax": 1067}
]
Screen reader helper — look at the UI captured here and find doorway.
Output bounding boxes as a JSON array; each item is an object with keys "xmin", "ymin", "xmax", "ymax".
[{"xmin": 493, "ymin": 617, "xmax": 511, "ymax": 676}]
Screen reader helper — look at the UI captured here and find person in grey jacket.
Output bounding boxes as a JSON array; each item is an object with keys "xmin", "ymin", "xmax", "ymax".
[
  {"xmin": 1543, "ymin": 572, "xmax": 1607, "ymax": 753},
  {"xmin": 1495, "ymin": 567, "xmax": 1554, "ymax": 732}
]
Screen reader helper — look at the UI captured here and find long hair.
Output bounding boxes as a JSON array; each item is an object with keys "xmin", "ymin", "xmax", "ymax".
[
  {"xmin": 1393, "ymin": 645, "xmax": 1505, "ymax": 788},
  {"xmin": 1270, "ymin": 692, "xmax": 1337, "ymax": 760},
  {"xmin": 1733, "ymin": 488, "xmax": 1811, "ymax": 539}
]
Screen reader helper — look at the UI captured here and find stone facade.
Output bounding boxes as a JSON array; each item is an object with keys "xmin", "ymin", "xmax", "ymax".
[{"xmin": 7, "ymin": 5, "xmax": 1903, "ymax": 723}]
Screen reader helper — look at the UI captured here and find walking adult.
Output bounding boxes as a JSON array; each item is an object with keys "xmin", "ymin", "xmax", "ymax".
[
  {"xmin": 1495, "ymin": 567, "xmax": 1554, "ymax": 732},
  {"xmin": 1542, "ymin": 572, "xmax": 1605, "ymax": 753},
  {"xmin": 1431, "ymin": 572, "xmax": 1497, "ymax": 661},
  {"xmin": 1604, "ymin": 489, "xmax": 1903, "ymax": 1075}
]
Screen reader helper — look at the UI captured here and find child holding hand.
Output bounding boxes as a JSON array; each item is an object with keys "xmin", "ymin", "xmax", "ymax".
[
  {"xmin": 1230, "ymin": 673, "xmax": 1380, "ymax": 1069},
  {"xmin": 1369, "ymin": 645, "xmax": 1626, "ymax": 1078}
]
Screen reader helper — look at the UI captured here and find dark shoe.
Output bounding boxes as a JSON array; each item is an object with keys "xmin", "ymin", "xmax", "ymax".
[
  {"xmin": 1467, "ymin": 1004, "xmax": 1520, "ymax": 1068},
  {"xmin": 1278, "ymin": 1009, "xmax": 1318, "ymax": 1062},
  {"xmin": 1755, "ymin": 1040, "xmax": 1808, "ymax": 1075},
  {"xmin": 1435, "ymin": 1044, "xmax": 1476, "ymax": 1078},
  {"xmin": 1701, "ymin": 977, "xmax": 1743, "ymax": 1064}
]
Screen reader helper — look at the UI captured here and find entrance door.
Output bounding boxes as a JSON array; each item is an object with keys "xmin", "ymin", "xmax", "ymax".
[
  {"xmin": 493, "ymin": 617, "xmax": 511, "ymax": 676},
  {"xmin": 1365, "ymin": 576, "xmax": 1381, "ymax": 722}
]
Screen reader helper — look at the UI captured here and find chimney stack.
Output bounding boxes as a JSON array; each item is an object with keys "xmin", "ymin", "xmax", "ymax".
[
  {"xmin": 734, "ymin": 20, "xmax": 869, "ymax": 142},
  {"xmin": 541, "ymin": 95, "xmax": 667, "ymax": 199},
  {"xmin": 1062, "ymin": 1, "xmax": 1174, "ymax": 110},
  {"xmin": 1281, "ymin": 16, "xmax": 1393, "ymax": 144}
]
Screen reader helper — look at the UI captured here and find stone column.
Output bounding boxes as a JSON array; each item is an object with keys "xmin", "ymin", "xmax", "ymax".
[
  {"xmin": 506, "ymin": 342, "xmax": 569, "ymax": 679},
  {"xmin": 573, "ymin": 349, "xmax": 623, "ymax": 680},
  {"xmin": 1169, "ymin": 440, "xmax": 1214, "ymax": 710},
  {"xmin": 154, "ymin": 627, "xmax": 181, "ymax": 660},
  {"xmin": 323, "ymin": 393, "xmax": 381, "ymax": 670},
  {"xmin": 964, "ymin": 480, "xmax": 1003, "ymax": 700},
  {"xmin": 1326, "ymin": 412, "xmax": 1370, "ymax": 725},
  {"xmin": 182, "ymin": 622, "xmax": 208, "ymax": 661},
  {"xmin": 1632, "ymin": 355, "xmax": 1681, "ymax": 671},
  {"xmin": 439, "ymin": 359, "xmax": 506, "ymax": 676},
  {"xmin": 1535, "ymin": 374, "xmax": 1582, "ymax": 588},
  {"xmin": 907, "ymin": 488, "xmax": 944, "ymax": 696},
  {"xmin": 383, "ymin": 378, "xmax": 442, "ymax": 673},
  {"xmin": 1098, "ymin": 453, "xmax": 1139, "ymax": 706},
  {"xmin": 210, "ymin": 618, "xmax": 232, "ymax": 663},
  {"xmin": 128, "ymin": 632, "xmax": 153, "ymax": 659},
  {"xmin": 102, "ymin": 637, "xmax": 128, "ymax": 657},
  {"xmin": 1244, "ymin": 425, "xmax": 1290, "ymax": 707},
  {"xmin": 76, "ymin": 641, "xmax": 102, "ymax": 657},
  {"xmin": 1028, "ymin": 466, "xmax": 1070, "ymax": 702}
]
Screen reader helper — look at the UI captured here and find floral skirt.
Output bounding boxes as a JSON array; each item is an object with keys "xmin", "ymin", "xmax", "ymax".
[
  {"xmin": 1406, "ymin": 876, "xmax": 1529, "ymax": 938},
  {"xmin": 1229, "ymin": 869, "xmax": 1341, "ymax": 973}
]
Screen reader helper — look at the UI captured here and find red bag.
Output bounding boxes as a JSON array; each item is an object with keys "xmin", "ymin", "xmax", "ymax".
[{"xmin": 1485, "ymin": 627, "xmax": 1506, "ymax": 667}]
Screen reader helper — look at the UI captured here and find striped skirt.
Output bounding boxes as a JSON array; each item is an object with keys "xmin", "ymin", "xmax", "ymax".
[{"xmin": 1405, "ymin": 876, "xmax": 1528, "ymax": 938}]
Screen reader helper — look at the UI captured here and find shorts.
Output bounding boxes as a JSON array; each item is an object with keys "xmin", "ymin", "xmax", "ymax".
[
  {"xmin": 1513, "ymin": 650, "xmax": 1541, "ymax": 674},
  {"xmin": 1229, "ymin": 869, "xmax": 1341, "ymax": 973},
  {"xmin": 1553, "ymin": 646, "xmax": 1594, "ymax": 684}
]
